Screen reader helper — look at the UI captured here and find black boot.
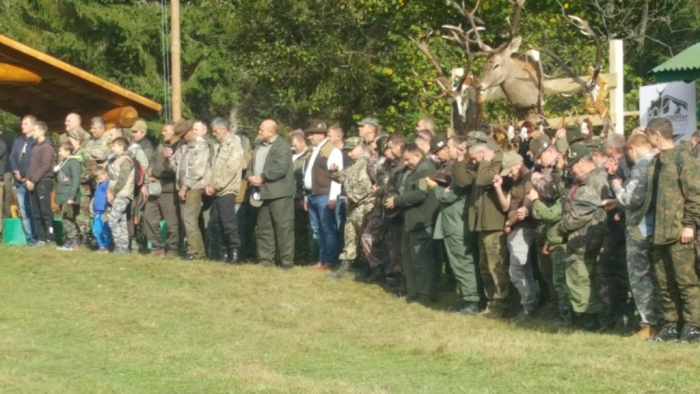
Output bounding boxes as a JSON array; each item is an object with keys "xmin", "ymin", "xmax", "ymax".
[
  {"xmin": 361, "ymin": 265, "xmax": 385, "ymax": 284},
  {"xmin": 578, "ymin": 313, "xmax": 601, "ymax": 332},
  {"xmin": 680, "ymin": 325, "xmax": 700, "ymax": 343},
  {"xmin": 328, "ymin": 260, "xmax": 352, "ymax": 279},
  {"xmin": 648, "ymin": 323, "xmax": 680, "ymax": 343},
  {"xmin": 227, "ymin": 248, "xmax": 240, "ymax": 265},
  {"xmin": 453, "ymin": 302, "xmax": 480, "ymax": 316}
]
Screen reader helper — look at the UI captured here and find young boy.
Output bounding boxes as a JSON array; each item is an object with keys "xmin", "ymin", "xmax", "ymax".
[
  {"xmin": 92, "ymin": 167, "xmax": 112, "ymax": 253},
  {"xmin": 55, "ymin": 143, "xmax": 82, "ymax": 251},
  {"xmin": 107, "ymin": 137, "xmax": 134, "ymax": 254}
]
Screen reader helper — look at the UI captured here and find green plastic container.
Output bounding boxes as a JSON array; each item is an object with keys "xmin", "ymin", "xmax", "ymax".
[{"xmin": 2, "ymin": 218, "xmax": 27, "ymax": 245}]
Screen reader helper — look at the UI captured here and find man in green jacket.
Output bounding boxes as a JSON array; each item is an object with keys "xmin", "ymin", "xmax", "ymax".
[
  {"xmin": 643, "ymin": 118, "xmax": 700, "ymax": 343},
  {"xmin": 247, "ymin": 119, "xmax": 296, "ymax": 269},
  {"xmin": 384, "ymin": 142, "xmax": 439, "ymax": 304},
  {"xmin": 428, "ymin": 135, "xmax": 480, "ymax": 315}
]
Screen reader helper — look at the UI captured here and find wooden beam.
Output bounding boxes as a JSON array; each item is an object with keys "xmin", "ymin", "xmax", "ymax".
[
  {"xmin": 545, "ymin": 114, "xmax": 607, "ymax": 128},
  {"xmin": 0, "ymin": 34, "xmax": 161, "ymax": 115},
  {"xmin": 29, "ymin": 81, "xmax": 90, "ymax": 110},
  {"xmin": 0, "ymin": 62, "xmax": 41, "ymax": 84},
  {"xmin": 481, "ymin": 73, "xmax": 618, "ymax": 101},
  {"xmin": 1, "ymin": 85, "xmax": 57, "ymax": 114},
  {"xmin": 45, "ymin": 106, "xmax": 140, "ymax": 130}
]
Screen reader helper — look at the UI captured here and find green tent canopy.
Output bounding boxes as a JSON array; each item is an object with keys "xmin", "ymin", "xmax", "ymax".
[{"xmin": 651, "ymin": 42, "xmax": 700, "ymax": 82}]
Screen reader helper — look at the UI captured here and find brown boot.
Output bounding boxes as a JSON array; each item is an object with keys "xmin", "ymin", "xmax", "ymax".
[{"xmin": 635, "ymin": 324, "xmax": 661, "ymax": 340}]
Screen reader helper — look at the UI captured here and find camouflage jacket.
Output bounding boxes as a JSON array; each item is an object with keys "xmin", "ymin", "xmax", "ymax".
[
  {"xmin": 207, "ymin": 132, "xmax": 243, "ymax": 197},
  {"xmin": 613, "ymin": 151, "xmax": 656, "ymax": 226},
  {"xmin": 293, "ymin": 149, "xmax": 311, "ymax": 200},
  {"xmin": 174, "ymin": 137, "xmax": 210, "ymax": 190},
  {"xmin": 557, "ymin": 168, "xmax": 609, "ymax": 256},
  {"xmin": 330, "ymin": 149, "xmax": 373, "ymax": 206},
  {"xmin": 640, "ymin": 145, "xmax": 700, "ymax": 245},
  {"xmin": 85, "ymin": 133, "xmax": 111, "ymax": 164}
]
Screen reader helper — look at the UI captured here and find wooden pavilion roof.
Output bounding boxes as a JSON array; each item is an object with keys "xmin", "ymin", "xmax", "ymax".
[{"xmin": 0, "ymin": 34, "xmax": 161, "ymax": 123}]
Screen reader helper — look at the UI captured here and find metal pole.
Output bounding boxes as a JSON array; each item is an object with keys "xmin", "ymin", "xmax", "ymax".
[{"xmin": 171, "ymin": 0, "xmax": 182, "ymax": 122}]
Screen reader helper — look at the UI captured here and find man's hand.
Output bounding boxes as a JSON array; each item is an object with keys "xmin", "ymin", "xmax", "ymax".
[
  {"xmin": 555, "ymin": 154, "xmax": 565, "ymax": 170},
  {"xmin": 425, "ymin": 177, "xmax": 437, "ymax": 190},
  {"xmin": 67, "ymin": 199, "xmax": 74, "ymax": 205},
  {"xmin": 329, "ymin": 163, "xmax": 339, "ymax": 172},
  {"xmin": 543, "ymin": 242, "xmax": 551, "ymax": 256},
  {"xmin": 516, "ymin": 207, "xmax": 528, "ymax": 220},
  {"xmin": 492, "ymin": 174, "xmax": 503, "ymax": 189},
  {"xmin": 205, "ymin": 186, "xmax": 215, "ymax": 196},
  {"xmin": 248, "ymin": 175, "xmax": 263, "ymax": 187},
  {"xmin": 384, "ymin": 196, "xmax": 395, "ymax": 209},
  {"xmin": 302, "ymin": 200, "xmax": 308, "ymax": 212},
  {"xmin": 504, "ymin": 226, "xmax": 512, "ymax": 235},
  {"xmin": 328, "ymin": 199, "xmax": 337, "ymax": 210},
  {"xmin": 526, "ymin": 189, "xmax": 539, "ymax": 203},
  {"xmin": 605, "ymin": 158, "xmax": 619, "ymax": 176},
  {"xmin": 164, "ymin": 147, "xmax": 173, "ymax": 158},
  {"xmin": 681, "ymin": 227, "xmax": 695, "ymax": 244},
  {"xmin": 603, "ymin": 199, "xmax": 617, "ymax": 212},
  {"xmin": 107, "ymin": 192, "xmax": 114, "ymax": 203},
  {"xmin": 611, "ymin": 178, "xmax": 622, "ymax": 189},
  {"xmin": 178, "ymin": 187, "xmax": 187, "ymax": 202},
  {"xmin": 483, "ymin": 149, "xmax": 495, "ymax": 162},
  {"xmin": 26, "ymin": 180, "xmax": 34, "ymax": 191},
  {"xmin": 13, "ymin": 171, "xmax": 21, "ymax": 182}
]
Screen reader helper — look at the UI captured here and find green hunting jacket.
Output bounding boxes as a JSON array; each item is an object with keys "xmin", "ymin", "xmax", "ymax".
[
  {"xmin": 55, "ymin": 156, "xmax": 82, "ymax": 205},
  {"xmin": 433, "ymin": 177, "xmax": 470, "ymax": 240},
  {"xmin": 394, "ymin": 157, "xmax": 438, "ymax": 232},
  {"xmin": 246, "ymin": 136, "xmax": 295, "ymax": 200},
  {"xmin": 452, "ymin": 152, "xmax": 507, "ymax": 232}
]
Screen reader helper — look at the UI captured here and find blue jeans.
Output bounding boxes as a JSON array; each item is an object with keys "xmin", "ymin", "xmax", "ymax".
[
  {"xmin": 308, "ymin": 194, "xmax": 338, "ymax": 265},
  {"xmin": 14, "ymin": 182, "xmax": 36, "ymax": 244},
  {"xmin": 335, "ymin": 198, "xmax": 347, "ymax": 258}
]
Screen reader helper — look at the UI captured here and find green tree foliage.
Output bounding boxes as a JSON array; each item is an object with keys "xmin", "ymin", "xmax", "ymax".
[{"xmin": 0, "ymin": 0, "xmax": 697, "ymax": 136}]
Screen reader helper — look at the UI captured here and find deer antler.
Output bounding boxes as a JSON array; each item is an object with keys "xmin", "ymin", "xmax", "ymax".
[
  {"xmin": 568, "ymin": 16, "xmax": 602, "ymax": 91},
  {"xmin": 409, "ymin": 30, "xmax": 455, "ymax": 100}
]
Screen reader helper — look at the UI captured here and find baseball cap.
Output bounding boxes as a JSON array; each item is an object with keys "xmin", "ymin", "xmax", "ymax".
[
  {"xmin": 344, "ymin": 136, "xmax": 361, "ymax": 150},
  {"xmin": 430, "ymin": 133, "xmax": 448, "ymax": 154}
]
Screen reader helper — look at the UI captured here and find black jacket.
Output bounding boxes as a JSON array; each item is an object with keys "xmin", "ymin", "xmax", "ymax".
[{"xmin": 394, "ymin": 157, "xmax": 439, "ymax": 232}]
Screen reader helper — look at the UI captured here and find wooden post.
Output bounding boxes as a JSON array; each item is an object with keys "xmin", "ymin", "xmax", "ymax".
[
  {"xmin": 171, "ymin": 0, "xmax": 182, "ymax": 122},
  {"xmin": 610, "ymin": 39, "xmax": 624, "ymax": 134}
]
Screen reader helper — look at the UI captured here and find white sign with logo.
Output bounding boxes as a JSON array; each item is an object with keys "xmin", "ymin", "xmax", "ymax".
[{"xmin": 640, "ymin": 81, "xmax": 697, "ymax": 142}]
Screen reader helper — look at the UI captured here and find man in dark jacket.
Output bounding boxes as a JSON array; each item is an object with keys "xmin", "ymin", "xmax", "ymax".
[
  {"xmin": 10, "ymin": 115, "xmax": 37, "ymax": 245},
  {"xmin": 26, "ymin": 121, "xmax": 55, "ymax": 246},
  {"xmin": 247, "ymin": 119, "xmax": 296, "ymax": 269},
  {"xmin": 384, "ymin": 142, "xmax": 438, "ymax": 304}
]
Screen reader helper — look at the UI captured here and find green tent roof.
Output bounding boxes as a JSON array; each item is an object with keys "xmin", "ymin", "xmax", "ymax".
[{"xmin": 651, "ymin": 43, "xmax": 700, "ymax": 82}]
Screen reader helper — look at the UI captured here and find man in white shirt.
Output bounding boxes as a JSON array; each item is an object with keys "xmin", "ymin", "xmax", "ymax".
[{"xmin": 304, "ymin": 119, "xmax": 344, "ymax": 270}]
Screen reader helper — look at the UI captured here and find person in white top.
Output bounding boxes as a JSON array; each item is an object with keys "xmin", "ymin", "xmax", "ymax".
[{"xmin": 303, "ymin": 120, "xmax": 344, "ymax": 269}]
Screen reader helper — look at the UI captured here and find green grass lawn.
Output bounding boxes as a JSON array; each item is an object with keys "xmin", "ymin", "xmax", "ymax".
[{"xmin": 1, "ymin": 245, "xmax": 699, "ymax": 393}]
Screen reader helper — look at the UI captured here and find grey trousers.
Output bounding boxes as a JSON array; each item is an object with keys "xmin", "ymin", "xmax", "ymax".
[{"xmin": 508, "ymin": 226, "xmax": 537, "ymax": 311}]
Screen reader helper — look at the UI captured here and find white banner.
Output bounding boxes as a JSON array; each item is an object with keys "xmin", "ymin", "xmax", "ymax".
[{"xmin": 640, "ymin": 81, "xmax": 697, "ymax": 142}]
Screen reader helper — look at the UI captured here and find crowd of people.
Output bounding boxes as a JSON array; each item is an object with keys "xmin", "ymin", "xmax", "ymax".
[{"xmin": 1, "ymin": 111, "xmax": 700, "ymax": 344}]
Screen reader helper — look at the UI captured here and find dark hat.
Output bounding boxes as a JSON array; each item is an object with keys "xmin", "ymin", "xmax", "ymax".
[
  {"xmin": 584, "ymin": 138, "xmax": 605, "ymax": 154},
  {"xmin": 565, "ymin": 124, "xmax": 587, "ymax": 145},
  {"xmin": 476, "ymin": 123, "xmax": 493, "ymax": 136},
  {"xmin": 529, "ymin": 135, "xmax": 552, "ymax": 159},
  {"xmin": 305, "ymin": 119, "xmax": 329, "ymax": 134},
  {"xmin": 430, "ymin": 170, "xmax": 451, "ymax": 186},
  {"xmin": 430, "ymin": 133, "xmax": 448, "ymax": 154},
  {"xmin": 344, "ymin": 136, "xmax": 361, "ymax": 150},
  {"xmin": 566, "ymin": 142, "xmax": 590, "ymax": 167},
  {"xmin": 500, "ymin": 151, "xmax": 524, "ymax": 176},
  {"xmin": 173, "ymin": 119, "xmax": 194, "ymax": 137},
  {"xmin": 376, "ymin": 134, "xmax": 389, "ymax": 154},
  {"xmin": 357, "ymin": 117, "xmax": 380, "ymax": 128}
]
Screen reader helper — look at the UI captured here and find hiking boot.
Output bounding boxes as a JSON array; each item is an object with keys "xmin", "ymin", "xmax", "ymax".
[
  {"xmin": 480, "ymin": 306, "xmax": 505, "ymax": 320},
  {"xmin": 634, "ymin": 324, "xmax": 661, "ymax": 340},
  {"xmin": 453, "ymin": 302, "xmax": 480, "ymax": 316},
  {"xmin": 327, "ymin": 260, "xmax": 352, "ymax": 279},
  {"xmin": 556, "ymin": 308, "xmax": 574, "ymax": 328},
  {"xmin": 361, "ymin": 266, "xmax": 385, "ymax": 284},
  {"xmin": 647, "ymin": 323, "xmax": 680, "ymax": 343},
  {"xmin": 578, "ymin": 313, "xmax": 601, "ymax": 332},
  {"xmin": 680, "ymin": 325, "xmax": 700, "ymax": 344}
]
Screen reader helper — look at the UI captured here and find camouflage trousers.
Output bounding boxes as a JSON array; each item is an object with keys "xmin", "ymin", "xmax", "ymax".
[
  {"xmin": 61, "ymin": 204, "xmax": 81, "ymax": 242},
  {"xmin": 652, "ymin": 241, "xmax": 700, "ymax": 327},
  {"xmin": 108, "ymin": 196, "xmax": 131, "ymax": 253},
  {"xmin": 548, "ymin": 244, "xmax": 571, "ymax": 319},
  {"xmin": 626, "ymin": 227, "xmax": 663, "ymax": 326},
  {"xmin": 361, "ymin": 204, "xmax": 390, "ymax": 269},
  {"xmin": 339, "ymin": 202, "xmax": 374, "ymax": 262},
  {"xmin": 478, "ymin": 231, "xmax": 510, "ymax": 312},
  {"xmin": 76, "ymin": 183, "xmax": 92, "ymax": 237}
]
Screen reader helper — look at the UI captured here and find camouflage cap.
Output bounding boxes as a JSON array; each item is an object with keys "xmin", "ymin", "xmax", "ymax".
[
  {"xmin": 500, "ymin": 150, "xmax": 524, "ymax": 176},
  {"xmin": 430, "ymin": 133, "xmax": 448, "ymax": 154},
  {"xmin": 529, "ymin": 135, "xmax": 552, "ymax": 159},
  {"xmin": 357, "ymin": 117, "xmax": 380, "ymax": 128},
  {"xmin": 566, "ymin": 142, "xmax": 590, "ymax": 167},
  {"xmin": 344, "ymin": 136, "xmax": 362, "ymax": 150},
  {"xmin": 131, "ymin": 119, "xmax": 147, "ymax": 132},
  {"xmin": 565, "ymin": 124, "xmax": 587, "ymax": 145}
]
